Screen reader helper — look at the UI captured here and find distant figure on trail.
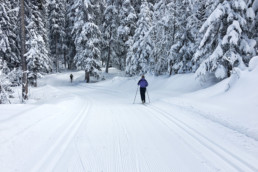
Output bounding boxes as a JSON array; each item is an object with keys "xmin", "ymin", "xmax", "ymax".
[
  {"xmin": 70, "ymin": 74, "xmax": 73, "ymax": 83},
  {"xmin": 138, "ymin": 75, "xmax": 148, "ymax": 103}
]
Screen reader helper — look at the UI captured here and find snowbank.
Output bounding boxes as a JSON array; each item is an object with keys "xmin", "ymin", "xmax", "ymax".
[{"xmin": 160, "ymin": 63, "xmax": 258, "ymax": 141}]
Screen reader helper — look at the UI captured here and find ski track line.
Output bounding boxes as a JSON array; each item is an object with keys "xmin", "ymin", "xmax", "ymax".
[
  {"xmin": 73, "ymin": 106, "xmax": 99, "ymax": 172},
  {"xmin": 161, "ymin": 100, "xmax": 258, "ymax": 142},
  {"xmin": 0, "ymin": 115, "xmax": 53, "ymax": 145},
  {"xmin": 153, "ymin": 104, "xmax": 258, "ymax": 171},
  {"xmin": 73, "ymin": 133, "xmax": 87, "ymax": 172},
  {"xmin": 132, "ymin": 109, "xmax": 163, "ymax": 172},
  {"xmin": 114, "ymin": 114, "xmax": 124, "ymax": 172},
  {"xmin": 116, "ymin": 114, "xmax": 138, "ymax": 172},
  {"xmin": 74, "ymin": 123, "xmax": 91, "ymax": 172},
  {"xmin": 72, "ymin": 96, "xmax": 106, "ymax": 172},
  {"xmin": 114, "ymin": 112, "xmax": 149, "ymax": 172},
  {"xmin": 31, "ymin": 100, "xmax": 91, "ymax": 172},
  {"xmin": 75, "ymin": 131, "xmax": 96, "ymax": 171},
  {"xmin": 144, "ymin": 104, "xmax": 258, "ymax": 172},
  {"xmin": 0, "ymin": 105, "xmax": 39, "ymax": 123},
  {"xmin": 122, "ymin": 107, "xmax": 159, "ymax": 172}
]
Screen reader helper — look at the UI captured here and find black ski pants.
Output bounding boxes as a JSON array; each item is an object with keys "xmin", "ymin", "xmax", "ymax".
[{"xmin": 140, "ymin": 87, "xmax": 146, "ymax": 102}]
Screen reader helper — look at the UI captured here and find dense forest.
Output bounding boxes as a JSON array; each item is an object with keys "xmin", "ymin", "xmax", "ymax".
[{"xmin": 0, "ymin": 0, "xmax": 258, "ymax": 103}]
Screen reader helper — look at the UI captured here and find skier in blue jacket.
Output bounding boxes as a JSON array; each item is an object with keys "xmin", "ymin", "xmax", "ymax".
[{"xmin": 138, "ymin": 75, "xmax": 148, "ymax": 103}]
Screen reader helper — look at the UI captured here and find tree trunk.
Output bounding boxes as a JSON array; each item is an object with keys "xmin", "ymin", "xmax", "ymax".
[
  {"xmin": 124, "ymin": 56, "xmax": 126, "ymax": 70},
  {"xmin": 20, "ymin": 0, "xmax": 28, "ymax": 101},
  {"xmin": 105, "ymin": 24, "xmax": 113, "ymax": 73},
  {"xmin": 85, "ymin": 70, "xmax": 90, "ymax": 83},
  {"xmin": 105, "ymin": 44, "xmax": 111, "ymax": 73},
  {"xmin": 169, "ymin": 60, "xmax": 173, "ymax": 76},
  {"xmin": 0, "ymin": 85, "xmax": 2, "ymax": 104},
  {"xmin": 56, "ymin": 37, "xmax": 59, "ymax": 72},
  {"xmin": 34, "ymin": 72, "xmax": 37, "ymax": 87},
  {"xmin": 64, "ymin": 51, "xmax": 67, "ymax": 69},
  {"xmin": 227, "ymin": 65, "xmax": 232, "ymax": 77}
]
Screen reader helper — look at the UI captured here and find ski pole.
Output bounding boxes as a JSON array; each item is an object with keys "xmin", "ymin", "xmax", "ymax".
[
  {"xmin": 146, "ymin": 88, "xmax": 150, "ymax": 103},
  {"xmin": 133, "ymin": 86, "xmax": 139, "ymax": 104}
]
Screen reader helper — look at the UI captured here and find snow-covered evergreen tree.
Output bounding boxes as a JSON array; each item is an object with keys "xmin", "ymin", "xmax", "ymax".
[
  {"xmin": 131, "ymin": 0, "xmax": 154, "ymax": 13},
  {"xmin": 90, "ymin": 0, "xmax": 106, "ymax": 27},
  {"xmin": 131, "ymin": 0, "xmax": 141, "ymax": 14},
  {"xmin": 65, "ymin": 0, "xmax": 77, "ymax": 69},
  {"xmin": 116, "ymin": 0, "xmax": 137, "ymax": 70},
  {"xmin": 126, "ymin": 0, "xmax": 153, "ymax": 76},
  {"xmin": 149, "ymin": 0, "xmax": 172, "ymax": 76},
  {"xmin": 25, "ymin": 31, "xmax": 50, "ymax": 87},
  {"xmin": 193, "ymin": 0, "xmax": 256, "ymax": 80},
  {"xmin": 25, "ymin": 0, "xmax": 52, "ymax": 86},
  {"xmin": 248, "ymin": 0, "xmax": 258, "ymax": 54},
  {"xmin": 102, "ymin": 0, "xmax": 119, "ymax": 73},
  {"xmin": 72, "ymin": 0, "xmax": 102, "ymax": 82},
  {"xmin": 74, "ymin": 22, "xmax": 102, "ymax": 82},
  {"xmin": 48, "ymin": 0, "xmax": 66, "ymax": 72},
  {"xmin": 0, "ymin": 60, "xmax": 13, "ymax": 104},
  {"xmin": 0, "ymin": 0, "xmax": 20, "ymax": 69},
  {"xmin": 187, "ymin": 0, "xmax": 211, "ymax": 58},
  {"xmin": 168, "ymin": 0, "xmax": 195, "ymax": 75}
]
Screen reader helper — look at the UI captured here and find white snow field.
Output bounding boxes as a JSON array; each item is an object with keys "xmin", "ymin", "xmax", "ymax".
[{"xmin": 1, "ymin": 67, "xmax": 258, "ymax": 172}]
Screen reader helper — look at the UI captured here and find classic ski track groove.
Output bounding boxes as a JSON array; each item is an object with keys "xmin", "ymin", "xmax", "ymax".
[
  {"xmin": 73, "ymin": 112, "xmax": 92, "ymax": 172},
  {"xmin": 119, "ymin": 113, "xmax": 152, "ymax": 172},
  {"xmin": 1, "ymin": 115, "xmax": 52, "ymax": 145},
  {"xmin": 74, "ymin": 138, "xmax": 87, "ymax": 172},
  {"xmin": 144, "ymin": 104, "xmax": 258, "ymax": 172},
  {"xmin": 31, "ymin": 99, "xmax": 92, "ymax": 172},
  {"xmin": 0, "ymin": 105, "xmax": 40, "ymax": 123},
  {"xmin": 119, "ymin": 114, "xmax": 141, "ymax": 172},
  {"xmin": 160, "ymin": 100, "xmax": 258, "ymax": 141}
]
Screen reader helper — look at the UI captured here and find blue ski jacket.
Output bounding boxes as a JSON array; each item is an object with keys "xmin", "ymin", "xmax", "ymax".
[{"xmin": 138, "ymin": 79, "xmax": 148, "ymax": 88}]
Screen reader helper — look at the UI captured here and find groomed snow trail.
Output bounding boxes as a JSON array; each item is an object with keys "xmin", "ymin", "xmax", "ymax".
[{"xmin": 1, "ymin": 72, "xmax": 258, "ymax": 172}]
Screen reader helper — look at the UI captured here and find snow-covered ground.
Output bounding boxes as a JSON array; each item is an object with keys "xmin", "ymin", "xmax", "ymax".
[{"xmin": 1, "ymin": 66, "xmax": 258, "ymax": 172}]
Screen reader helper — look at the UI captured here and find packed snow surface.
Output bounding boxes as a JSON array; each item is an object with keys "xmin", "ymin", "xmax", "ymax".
[{"xmin": 1, "ymin": 68, "xmax": 258, "ymax": 172}]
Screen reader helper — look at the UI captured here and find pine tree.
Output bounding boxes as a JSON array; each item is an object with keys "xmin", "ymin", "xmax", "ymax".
[
  {"xmin": 0, "ymin": 0, "xmax": 20, "ymax": 69},
  {"xmin": 188, "ymin": 0, "xmax": 209, "ymax": 59},
  {"xmin": 72, "ymin": 0, "xmax": 102, "ymax": 82},
  {"xmin": 25, "ymin": 0, "xmax": 51, "ymax": 87},
  {"xmin": 168, "ymin": 0, "xmax": 195, "ymax": 75},
  {"xmin": 116, "ymin": 0, "xmax": 137, "ymax": 70},
  {"xmin": 48, "ymin": 0, "xmax": 66, "ymax": 72},
  {"xmin": 151, "ymin": 0, "xmax": 176, "ymax": 75},
  {"xmin": 131, "ymin": 0, "xmax": 155, "ymax": 13},
  {"xmin": 65, "ymin": 0, "xmax": 77, "ymax": 69},
  {"xmin": 126, "ymin": 0, "xmax": 153, "ymax": 76},
  {"xmin": 102, "ymin": 0, "xmax": 119, "ymax": 73},
  {"xmin": 25, "ymin": 31, "xmax": 50, "ymax": 87},
  {"xmin": 0, "ymin": 60, "xmax": 13, "ymax": 104},
  {"xmin": 193, "ymin": 0, "xmax": 256, "ymax": 80},
  {"xmin": 131, "ymin": 0, "xmax": 141, "ymax": 14},
  {"xmin": 247, "ymin": 0, "xmax": 258, "ymax": 54},
  {"xmin": 74, "ymin": 22, "xmax": 102, "ymax": 82}
]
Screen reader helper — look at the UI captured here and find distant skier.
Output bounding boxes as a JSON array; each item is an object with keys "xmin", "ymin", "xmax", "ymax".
[
  {"xmin": 138, "ymin": 75, "xmax": 148, "ymax": 103},
  {"xmin": 70, "ymin": 74, "xmax": 73, "ymax": 83}
]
